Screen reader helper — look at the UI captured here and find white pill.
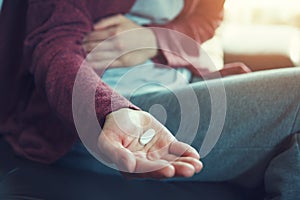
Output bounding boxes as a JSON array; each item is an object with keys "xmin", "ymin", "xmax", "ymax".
[{"xmin": 139, "ymin": 129, "xmax": 156, "ymax": 146}]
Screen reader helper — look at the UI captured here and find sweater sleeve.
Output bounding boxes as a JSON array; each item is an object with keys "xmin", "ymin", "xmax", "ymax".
[
  {"xmin": 24, "ymin": 0, "xmax": 139, "ymax": 129},
  {"xmin": 149, "ymin": 0, "xmax": 225, "ymax": 71}
]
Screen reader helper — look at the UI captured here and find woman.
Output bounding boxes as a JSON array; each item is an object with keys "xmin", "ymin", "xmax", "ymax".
[
  {"xmin": 1, "ymin": 0, "xmax": 226, "ymax": 176},
  {"xmin": 0, "ymin": 0, "xmax": 299, "ymax": 199}
]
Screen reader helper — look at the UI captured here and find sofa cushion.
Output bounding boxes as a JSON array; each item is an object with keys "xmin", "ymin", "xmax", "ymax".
[
  {"xmin": 0, "ymin": 137, "xmax": 263, "ymax": 200},
  {"xmin": 222, "ymin": 24, "xmax": 300, "ymax": 71}
]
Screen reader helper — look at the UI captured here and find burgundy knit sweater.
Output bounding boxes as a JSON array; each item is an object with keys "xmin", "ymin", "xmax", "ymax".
[{"xmin": 0, "ymin": 0, "xmax": 225, "ymax": 163}]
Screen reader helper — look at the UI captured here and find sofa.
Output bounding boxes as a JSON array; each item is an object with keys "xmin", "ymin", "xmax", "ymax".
[
  {"xmin": 0, "ymin": 136, "xmax": 264, "ymax": 200},
  {"xmin": 221, "ymin": 24, "xmax": 300, "ymax": 71}
]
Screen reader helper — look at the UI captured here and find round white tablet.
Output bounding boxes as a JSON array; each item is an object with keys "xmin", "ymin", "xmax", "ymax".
[{"xmin": 139, "ymin": 129, "xmax": 156, "ymax": 146}]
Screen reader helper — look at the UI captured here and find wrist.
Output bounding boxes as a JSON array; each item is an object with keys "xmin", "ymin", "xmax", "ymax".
[{"xmin": 145, "ymin": 28, "xmax": 159, "ymax": 58}]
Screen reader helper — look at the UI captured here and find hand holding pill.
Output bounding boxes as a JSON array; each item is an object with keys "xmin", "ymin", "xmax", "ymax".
[{"xmin": 98, "ymin": 108, "xmax": 203, "ymax": 179}]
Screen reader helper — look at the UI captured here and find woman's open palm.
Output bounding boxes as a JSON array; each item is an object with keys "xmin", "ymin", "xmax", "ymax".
[{"xmin": 98, "ymin": 108, "xmax": 202, "ymax": 179}]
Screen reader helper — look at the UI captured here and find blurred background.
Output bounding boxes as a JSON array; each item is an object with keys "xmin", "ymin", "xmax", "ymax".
[
  {"xmin": 217, "ymin": 0, "xmax": 300, "ymax": 71},
  {"xmin": 224, "ymin": 0, "xmax": 300, "ymax": 27}
]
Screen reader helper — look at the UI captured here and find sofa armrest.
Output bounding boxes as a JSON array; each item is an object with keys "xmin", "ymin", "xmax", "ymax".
[{"xmin": 221, "ymin": 25, "xmax": 300, "ymax": 71}]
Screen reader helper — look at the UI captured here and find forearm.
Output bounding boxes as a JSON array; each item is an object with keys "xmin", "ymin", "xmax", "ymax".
[
  {"xmin": 25, "ymin": 0, "xmax": 138, "ymax": 128},
  {"xmin": 149, "ymin": 0, "xmax": 225, "ymax": 68}
]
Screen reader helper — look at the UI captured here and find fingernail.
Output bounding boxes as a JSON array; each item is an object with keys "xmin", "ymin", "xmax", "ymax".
[
  {"xmin": 196, "ymin": 162, "xmax": 203, "ymax": 173},
  {"xmin": 166, "ymin": 165, "xmax": 175, "ymax": 178}
]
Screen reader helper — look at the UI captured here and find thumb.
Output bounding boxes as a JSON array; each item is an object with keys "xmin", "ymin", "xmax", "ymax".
[
  {"xmin": 94, "ymin": 14, "xmax": 123, "ymax": 30},
  {"xmin": 98, "ymin": 133, "xmax": 136, "ymax": 173}
]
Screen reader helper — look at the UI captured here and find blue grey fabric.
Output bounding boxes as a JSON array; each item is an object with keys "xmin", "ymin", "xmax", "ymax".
[
  {"xmin": 126, "ymin": 0, "xmax": 184, "ymax": 25},
  {"xmin": 58, "ymin": 67, "xmax": 300, "ymax": 200},
  {"xmin": 101, "ymin": 62, "xmax": 192, "ymax": 98},
  {"xmin": 0, "ymin": 0, "xmax": 3, "ymax": 12}
]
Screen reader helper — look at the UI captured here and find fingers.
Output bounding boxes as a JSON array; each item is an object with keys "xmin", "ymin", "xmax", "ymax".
[
  {"xmin": 143, "ymin": 165, "xmax": 175, "ymax": 179},
  {"xmin": 83, "ymin": 42, "xmax": 97, "ymax": 53},
  {"xmin": 98, "ymin": 133, "xmax": 136, "ymax": 173},
  {"xmin": 224, "ymin": 62, "xmax": 252, "ymax": 73},
  {"xmin": 117, "ymin": 147, "xmax": 136, "ymax": 173},
  {"xmin": 163, "ymin": 155, "xmax": 203, "ymax": 174},
  {"xmin": 122, "ymin": 158, "xmax": 175, "ymax": 180},
  {"xmin": 88, "ymin": 60, "xmax": 123, "ymax": 69},
  {"xmin": 83, "ymin": 29, "xmax": 116, "ymax": 54},
  {"xmin": 122, "ymin": 156, "xmax": 202, "ymax": 180},
  {"xmin": 171, "ymin": 161, "xmax": 196, "ymax": 177},
  {"xmin": 86, "ymin": 51, "xmax": 117, "ymax": 62},
  {"xmin": 84, "ymin": 27, "xmax": 116, "ymax": 43},
  {"xmin": 86, "ymin": 49, "xmax": 123, "ymax": 69},
  {"xmin": 161, "ymin": 152, "xmax": 203, "ymax": 176},
  {"xmin": 84, "ymin": 40, "xmax": 116, "ymax": 54},
  {"xmin": 134, "ymin": 156, "xmax": 172, "ymax": 174},
  {"xmin": 94, "ymin": 14, "xmax": 124, "ymax": 30},
  {"xmin": 169, "ymin": 141, "xmax": 200, "ymax": 160},
  {"xmin": 175, "ymin": 157, "xmax": 203, "ymax": 173}
]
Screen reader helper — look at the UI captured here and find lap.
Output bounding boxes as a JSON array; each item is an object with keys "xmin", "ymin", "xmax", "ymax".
[
  {"xmin": 129, "ymin": 67, "xmax": 300, "ymax": 184},
  {"xmin": 59, "ymin": 67, "xmax": 300, "ymax": 196}
]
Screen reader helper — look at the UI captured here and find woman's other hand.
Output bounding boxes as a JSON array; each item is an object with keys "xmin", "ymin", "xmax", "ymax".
[{"xmin": 83, "ymin": 14, "xmax": 158, "ymax": 69}]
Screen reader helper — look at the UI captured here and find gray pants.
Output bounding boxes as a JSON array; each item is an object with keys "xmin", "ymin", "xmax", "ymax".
[{"xmin": 59, "ymin": 67, "xmax": 300, "ymax": 200}]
